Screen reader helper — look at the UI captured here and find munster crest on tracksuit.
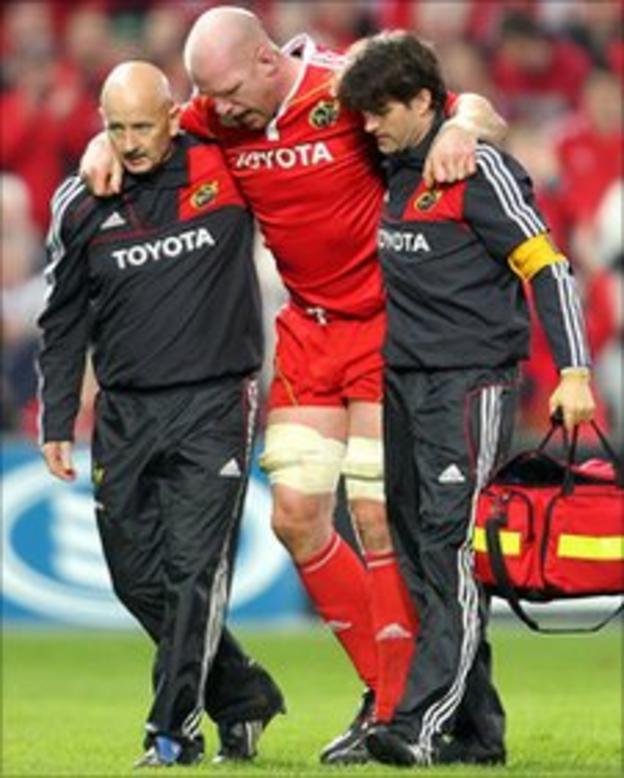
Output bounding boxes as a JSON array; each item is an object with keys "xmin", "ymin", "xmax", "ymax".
[
  {"xmin": 414, "ymin": 189, "xmax": 442, "ymax": 212},
  {"xmin": 191, "ymin": 180, "xmax": 219, "ymax": 209}
]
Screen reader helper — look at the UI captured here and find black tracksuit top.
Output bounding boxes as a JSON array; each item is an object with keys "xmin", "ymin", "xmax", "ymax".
[
  {"xmin": 379, "ymin": 114, "xmax": 590, "ymax": 372},
  {"xmin": 38, "ymin": 134, "xmax": 263, "ymax": 441}
]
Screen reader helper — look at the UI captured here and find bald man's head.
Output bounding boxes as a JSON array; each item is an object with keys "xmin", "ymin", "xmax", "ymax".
[
  {"xmin": 184, "ymin": 6, "xmax": 267, "ymax": 73},
  {"xmin": 100, "ymin": 61, "xmax": 180, "ymax": 175},
  {"xmin": 184, "ymin": 7, "xmax": 292, "ymax": 130}
]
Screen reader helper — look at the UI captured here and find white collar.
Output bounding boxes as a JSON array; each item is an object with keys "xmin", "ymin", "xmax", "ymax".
[{"xmin": 265, "ymin": 34, "xmax": 317, "ymax": 141}]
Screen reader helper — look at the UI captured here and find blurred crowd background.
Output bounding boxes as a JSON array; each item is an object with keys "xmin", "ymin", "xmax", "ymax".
[{"xmin": 1, "ymin": 0, "xmax": 622, "ymax": 447}]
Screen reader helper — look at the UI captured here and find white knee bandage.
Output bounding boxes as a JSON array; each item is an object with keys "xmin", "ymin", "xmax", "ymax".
[
  {"xmin": 342, "ymin": 436, "xmax": 385, "ymax": 502},
  {"xmin": 259, "ymin": 423, "xmax": 346, "ymax": 495}
]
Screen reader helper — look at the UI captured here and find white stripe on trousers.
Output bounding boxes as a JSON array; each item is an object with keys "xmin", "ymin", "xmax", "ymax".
[
  {"xmin": 418, "ymin": 386, "xmax": 503, "ymax": 758},
  {"xmin": 182, "ymin": 379, "xmax": 260, "ymax": 738}
]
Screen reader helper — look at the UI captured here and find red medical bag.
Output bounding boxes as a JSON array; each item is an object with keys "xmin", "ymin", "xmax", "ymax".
[{"xmin": 474, "ymin": 421, "xmax": 624, "ymax": 632}]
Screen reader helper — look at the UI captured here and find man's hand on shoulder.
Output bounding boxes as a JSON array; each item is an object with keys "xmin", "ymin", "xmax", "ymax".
[
  {"xmin": 423, "ymin": 120, "xmax": 477, "ymax": 187},
  {"xmin": 80, "ymin": 132, "xmax": 122, "ymax": 197},
  {"xmin": 424, "ymin": 92, "xmax": 506, "ymax": 188},
  {"xmin": 42, "ymin": 441, "xmax": 77, "ymax": 481}
]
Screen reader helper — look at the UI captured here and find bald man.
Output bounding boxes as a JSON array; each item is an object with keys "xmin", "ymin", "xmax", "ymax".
[
  {"xmin": 80, "ymin": 8, "xmax": 507, "ymax": 764},
  {"xmin": 38, "ymin": 61, "xmax": 284, "ymax": 768}
]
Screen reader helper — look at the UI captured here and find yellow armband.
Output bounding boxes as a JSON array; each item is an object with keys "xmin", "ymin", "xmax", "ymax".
[{"xmin": 508, "ymin": 233, "xmax": 565, "ymax": 281}]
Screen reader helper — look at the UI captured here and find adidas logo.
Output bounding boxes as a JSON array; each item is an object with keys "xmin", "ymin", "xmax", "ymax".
[
  {"xmin": 219, "ymin": 458, "xmax": 241, "ymax": 478},
  {"xmin": 376, "ymin": 623, "xmax": 412, "ymax": 641},
  {"xmin": 100, "ymin": 211, "xmax": 126, "ymax": 230},
  {"xmin": 327, "ymin": 620, "xmax": 352, "ymax": 633},
  {"xmin": 438, "ymin": 464, "xmax": 466, "ymax": 484}
]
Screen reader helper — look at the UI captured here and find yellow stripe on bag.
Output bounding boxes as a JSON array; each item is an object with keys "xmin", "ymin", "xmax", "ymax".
[
  {"xmin": 473, "ymin": 528, "xmax": 522, "ymax": 556},
  {"xmin": 557, "ymin": 535, "xmax": 624, "ymax": 561}
]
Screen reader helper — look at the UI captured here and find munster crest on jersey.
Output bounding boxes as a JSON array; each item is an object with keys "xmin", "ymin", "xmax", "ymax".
[
  {"xmin": 191, "ymin": 181, "xmax": 219, "ymax": 209},
  {"xmin": 309, "ymin": 99, "xmax": 340, "ymax": 129},
  {"xmin": 414, "ymin": 189, "xmax": 442, "ymax": 212}
]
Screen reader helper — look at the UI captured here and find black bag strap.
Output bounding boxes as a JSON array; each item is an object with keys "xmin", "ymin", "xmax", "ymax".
[
  {"xmin": 562, "ymin": 425, "xmax": 578, "ymax": 497},
  {"xmin": 536, "ymin": 420, "xmax": 560, "ymax": 452},
  {"xmin": 484, "ymin": 513, "xmax": 624, "ymax": 634}
]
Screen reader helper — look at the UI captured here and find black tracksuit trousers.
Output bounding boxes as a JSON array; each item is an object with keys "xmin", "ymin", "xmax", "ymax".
[
  {"xmin": 384, "ymin": 366, "xmax": 518, "ymax": 757},
  {"xmin": 91, "ymin": 377, "xmax": 282, "ymax": 744}
]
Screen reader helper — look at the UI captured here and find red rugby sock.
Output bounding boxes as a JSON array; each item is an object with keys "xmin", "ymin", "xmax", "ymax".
[
  {"xmin": 298, "ymin": 532, "xmax": 378, "ymax": 691},
  {"xmin": 366, "ymin": 550, "xmax": 419, "ymax": 722}
]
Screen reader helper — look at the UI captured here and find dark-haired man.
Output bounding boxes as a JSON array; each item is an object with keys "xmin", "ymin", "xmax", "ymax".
[
  {"xmin": 339, "ymin": 32, "xmax": 595, "ymax": 767},
  {"xmin": 38, "ymin": 61, "xmax": 284, "ymax": 768}
]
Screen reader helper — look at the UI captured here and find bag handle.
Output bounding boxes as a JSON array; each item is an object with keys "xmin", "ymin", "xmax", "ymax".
[
  {"xmin": 589, "ymin": 421, "xmax": 624, "ymax": 488},
  {"xmin": 484, "ymin": 510, "xmax": 624, "ymax": 634},
  {"xmin": 562, "ymin": 425, "xmax": 578, "ymax": 497},
  {"xmin": 538, "ymin": 413, "xmax": 624, "ymax": 493}
]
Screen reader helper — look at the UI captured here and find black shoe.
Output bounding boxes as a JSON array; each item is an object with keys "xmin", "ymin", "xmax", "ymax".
[
  {"xmin": 367, "ymin": 726, "xmax": 507, "ymax": 768},
  {"xmin": 366, "ymin": 725, "xmax": 428, "ymax": 767},
  {"xmin": 177, "ymin": 737, "xmax": 205, "ymax": 766},
  {"xmin": 134, "ymin": 735, "xmax": 203, "ymax": 769},
  {"xmin": 435, "ymin": 735, "xmax": 506, "ymax": 766},
  {"xmin": 319, "ymin": 688, "xmax": 375, "ymax": 765},
  {"xmin": 213, "ymin": 704, "xmax": 285, "ymax": 764}
]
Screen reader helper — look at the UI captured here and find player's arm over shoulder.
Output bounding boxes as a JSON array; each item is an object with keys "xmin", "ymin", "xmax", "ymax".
[
  {"xmin": 445, "ymin": 92, "xmax": 507, "ymax": 146},
  {"xmin": 424, "ymin": 93, "xmax": 507, "ymax": 185},
  {"xmin": 181, "ymin": 94, "xmax": 218, "ymax": 140}
]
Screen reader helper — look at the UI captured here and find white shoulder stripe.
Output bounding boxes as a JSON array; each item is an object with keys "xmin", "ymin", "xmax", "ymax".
[
  {"xmin": 44, "ymin": 178, "xmax": 87, "ymax": 301},
  {"xmin": 46, "ymin": 177, "xmax": 84, "ymax": 256},
  {"xmin": 49, "ymin": 176, "xmax": 79, "ymax": 214},
  {"xmin": 46, "ymin": 176, "xmax": 81, "ymax": 250},
  {"xmin": 49, "ymin": 174, "xmax": 83, "ymax": 219},
  {"xmin": 480, "ymin": 145, "xmax": 545, "ymax": 233},
  {"xmin": 482, "ymin": 146, "xmax": 545, "ymax": 233},
  {"xmin": 476, "ymin": 145, "xmax": 545, "ymax": 238}
]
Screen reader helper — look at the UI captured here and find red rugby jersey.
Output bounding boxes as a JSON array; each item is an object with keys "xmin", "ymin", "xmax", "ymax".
[{"xmin": 182, "ymin": 35, "xmax": 386, "ymax": 317}]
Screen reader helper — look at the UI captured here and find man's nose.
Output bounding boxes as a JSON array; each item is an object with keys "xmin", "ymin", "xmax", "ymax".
[
  {"xmin": 364, "ymin": 114, "xmax": 379, "ymax": 134},
  {"xmin": 120, "ymin": 130, "xmax": 140, "ymax": 153},
  {"xmin": 121, "ymin": 133, "xmax": 136, "ymax": 154},
  {"xmin": 214, "ymin": 97, "xmax": 235, "ymax": 117}
]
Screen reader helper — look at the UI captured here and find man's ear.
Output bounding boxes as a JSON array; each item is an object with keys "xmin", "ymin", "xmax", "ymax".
[
  {"xmin": 169, "ymin": 103, "xmax": 181, "ymax": 136},
  {"xmin": 256, "ymin": 43, "xmax": 278, "ymax": 74},
  {"xmin": 413, "ymin": 88, "xmax": 433, "ymax": 115}
]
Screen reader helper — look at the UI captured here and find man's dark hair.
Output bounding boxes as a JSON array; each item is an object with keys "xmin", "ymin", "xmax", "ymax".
[{"xmin": 338, "ymin": 31, "xmax": 447, "ymax": 115}]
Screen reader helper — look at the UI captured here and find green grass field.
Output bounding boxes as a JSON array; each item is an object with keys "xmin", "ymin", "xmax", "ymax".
[{"xmin": 2, "ymin": 623, "xmax": 622, "ymax": 776}]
